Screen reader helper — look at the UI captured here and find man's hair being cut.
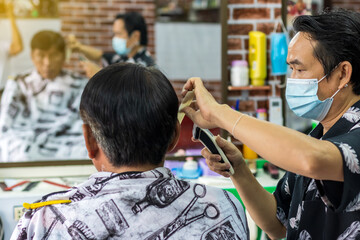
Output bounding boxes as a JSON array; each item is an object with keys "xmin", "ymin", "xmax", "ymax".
[{"xmin": 80, "ymin": 63, "xmax": 178, "ymax": 167}]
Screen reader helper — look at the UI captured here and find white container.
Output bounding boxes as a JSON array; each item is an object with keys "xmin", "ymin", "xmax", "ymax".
[{"xmin": 231, "ymin": 60, "xmax": 249, "ymax": 86}]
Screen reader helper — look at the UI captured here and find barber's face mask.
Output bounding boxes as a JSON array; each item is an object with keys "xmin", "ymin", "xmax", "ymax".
[
  {"xmin": 112, "ymin": 37, "xmax": 130, "ymax": 55},
  {"xmin": 286, "ymin": 67, "xmax": 343, "ymax": 121}
]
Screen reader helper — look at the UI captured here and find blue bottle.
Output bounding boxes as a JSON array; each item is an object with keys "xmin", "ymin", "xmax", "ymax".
[{"xmin": 270, "ymin": 33, "xmax": 288, "ymax": 76}]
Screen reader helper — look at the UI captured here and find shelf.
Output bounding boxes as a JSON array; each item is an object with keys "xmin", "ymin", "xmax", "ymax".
[{"xmin": 228, "ymin": 85, "xmax": 271, "ymax": 91}]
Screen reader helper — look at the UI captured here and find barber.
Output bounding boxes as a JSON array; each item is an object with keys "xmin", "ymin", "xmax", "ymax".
[
  {"xmin": 182, "ymin": 9, "xmax": 360, "ymax": 239},
  {"xmin": 67, "ymin": 12, "xmax": 155, "ymax": 78}
]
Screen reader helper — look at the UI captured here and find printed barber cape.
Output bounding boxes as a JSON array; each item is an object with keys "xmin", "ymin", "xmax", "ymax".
[
  {"xmin": 0, "ymin": 69, "xmax": 88, "ymax": 161},
  {"xmin": 274, "ymin": 100, "xmax": 360, "ymax": 239},
  {"xmin": 11, "ymin": 167, "xmax": 249, "ymax": 240}
]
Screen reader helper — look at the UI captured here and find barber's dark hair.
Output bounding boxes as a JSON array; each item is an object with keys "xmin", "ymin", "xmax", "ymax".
[
  {"xmin": 115, "ymin": 12, "xmax": 148, "ymax": 46},
  {"xmin": 80, "ymin": 63, "xmax": 178, "ymax": 167},
  {"xmin": 293, "ymin": 9, "xmax": 360, "ymax": 95},
  {"xmin": 31, "ymin": 30, "xmax": 65, "ymax": 54}
]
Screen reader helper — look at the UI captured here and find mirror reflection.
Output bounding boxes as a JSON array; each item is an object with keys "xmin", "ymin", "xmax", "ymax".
[{"xmin": 0, "ymin": 0, "xmax": 221, "ymax": 165}]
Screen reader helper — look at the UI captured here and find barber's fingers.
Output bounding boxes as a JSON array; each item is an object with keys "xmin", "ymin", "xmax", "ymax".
[
  {"xmin": 215, "ymin": 136, "xmax": 239, "ymax": 156},
  {"xmin": 67, "ymin": 34, "xmax": 80, "ymax": 50},
  {"xmin": 181, "ymin": 77, "xmax": 204, "ymax": 97},
  {"xmin": 79, "ymin": 61, "xmax": 89, "ymax": 69},
  {"xmin": 80, "ymin": 61, "xmax": 101, "ymax": 79},
  {"xmin": 202, "ymin": 148, "xmax": 231, "ymax": 178},
  {"xmin": 182, "ymin": 106, "xmax": 218, "ymax": 129}
]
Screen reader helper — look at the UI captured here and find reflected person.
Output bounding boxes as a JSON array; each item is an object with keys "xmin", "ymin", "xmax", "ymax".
[
  {"xmin": 182, "ymin": 9, "xmax": 360, "ymax": 239},
  {"xmin": 0, "ymin": 30, "xmax": 87, "ymax": 162},
  {"xmin": 11, "ymin": 63, "xmax": 248, "ymax": 239},
  {"xmin": 68, "ymin": 12, "xmax": 155, "ymax": 78}
]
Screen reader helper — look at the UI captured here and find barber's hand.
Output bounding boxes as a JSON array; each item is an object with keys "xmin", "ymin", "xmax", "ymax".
[
  {"xmin": 80, "ymin": 61, "xmax": 101, "ymax": 79},
  {"xmin": 202, "ymin": 136, "xmax": 245, "ymax": 178},
  {"xmin": 67, "ymin": 34, "xmax": 82, "ymax": 52},
  {"xmin": 181, "ymin": 77, "xmax": 221, "ymax": 129}
]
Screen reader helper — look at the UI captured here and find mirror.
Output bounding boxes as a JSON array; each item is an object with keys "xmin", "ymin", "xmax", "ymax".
[{"xmin": 0, "ymin": 0, "xmax": 222, "ymax": 167}]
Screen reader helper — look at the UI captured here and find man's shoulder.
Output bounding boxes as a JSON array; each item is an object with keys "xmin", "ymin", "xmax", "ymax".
[
  {"xmin": 59, "ymin": 70, "xmax": 87, "ymax": 88},
  {"xmin": 134, "ymin": 49, "xmax": 155, "ymax": 67},
  {"xmin": 61, "ymin": 70, "xmax": 86, "ymax": 80},
  {"xmin": 13, "ymin": 71, "xmax": 33, "ymax": 82},
  {"xmin": 102, "ymin": 52, "xmax": 122, "ymax": 65}
]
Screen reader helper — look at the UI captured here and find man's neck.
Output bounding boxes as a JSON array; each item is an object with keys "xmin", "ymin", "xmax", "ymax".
[
  {"xmin": 321, "ymin": 96, "xmax": 360, "ymax": 134},
  {"xmin": 108, "ymin": 163, "xmax": 163, "ymax": 174},
  {"xmin": 94, "ymin": 156, "xmax": 164, "ymax": 174},
  {"xmin": 128, "ymin": 45, "xmax": 144, "ymax": 58}
]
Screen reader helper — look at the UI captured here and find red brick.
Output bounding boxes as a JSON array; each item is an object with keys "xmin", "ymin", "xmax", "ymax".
[
  {"xmin": 257, "ymin": 100, "xmax": 268, "ymax": 109},
  {"xmin": 228, "ymin": 99, "xmax": 255, "ymax": 112},
  {"xmin": 256, "ymin": 22, "xmax": 275, "ymax": 35},
  {"xmin": 228, "ymin": 38, "xmax": 242, "ymax": 50},
  {"xmin": 244, "ymin": 39, "xmax": 249, "ymax": 49},
  {"xmin": 274, "ymin": 8, "xmax": 282, "ymax": 18},
  {"xmin": 228, "ymin": 24, "xmax": 253, "ymax": 35},
  {"xmin": 233, "ymin": 8, "xmax": 270, "ymax": 20},
  {"xmin": 249, "ymin": 90, "xmax": 270, "ymax": 97},
  {"xmin": 228, "ymin": 54, "xmax": 244, "ymax": 64}
]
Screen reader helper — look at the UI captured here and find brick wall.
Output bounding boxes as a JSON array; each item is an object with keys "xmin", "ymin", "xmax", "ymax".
[
  {"xmin": 332, "ymin": 0, "xmax": 360, "ymax": 11},
  {"xmin": 227, "ymin": 0, "xmax": 282, "ymax": 75},
  {"xmin": 57, "ymin": 0, "xmax": 282, "ymax": 106},
  {"xmin": 57, "ymin": 0, "xmax": 221, "ymax": 101},
  {"xmin": 59, "ymin": 0, "xmax": 156, "ymax": 72},
  {"xmin": 227, "ymin": 0, "xmax": 282, "ymax": 115}
]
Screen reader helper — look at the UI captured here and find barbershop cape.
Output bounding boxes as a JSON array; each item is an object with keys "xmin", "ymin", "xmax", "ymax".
[
  {"xmin": 11, "ymin": 167, "xmax": 249, "ymax": 240},
  {"xmin": 0, "ymin": 70, "xmax": 87, "ymax": 161}
]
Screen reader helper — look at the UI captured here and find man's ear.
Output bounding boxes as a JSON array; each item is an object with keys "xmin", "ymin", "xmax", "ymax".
[
  {"xmin": 129, "ymin": 30, "xmax": 141, "ymax": 45},
  {"xmin": 167, "ymin": 122, "xmax": 181, "ymax": 152},
  {"xmin": 82, "ymin": 124, "xmax": 99, "ymax": 159},
  {"xmin": 338, "ymin": 61, "xmax": 352, "ymax": 89}
]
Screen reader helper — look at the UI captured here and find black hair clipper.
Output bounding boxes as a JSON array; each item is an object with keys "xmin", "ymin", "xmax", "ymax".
[{"xmin": 193, "ymin": 124, "xmax": 235, "ymax": 175}]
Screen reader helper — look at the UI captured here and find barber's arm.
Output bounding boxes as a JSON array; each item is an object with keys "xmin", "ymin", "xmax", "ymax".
[
  {"xmin": 202, "ymin": 136, "xmax": 287, "ymax": 239},
  {"xmin": 80, "ymin": 60, "xmax": 102, "ymax": 79},
  {"xmin": 7, "ymin": 2, "xmax": 23, "ymax": 56},
  {"xmin": 182, "ymin": 77, "xmax": 343, "ymax": 182},
  {"xmin": 67, "ymin": 35, "xmax": 103, "ymax": 61}
]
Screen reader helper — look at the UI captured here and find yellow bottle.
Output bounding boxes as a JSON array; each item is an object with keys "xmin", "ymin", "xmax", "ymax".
[
  {"xmin": 243, "ymin": 144, "xmax": 258, "ymax": 176},
  {"xmin": 242, "ymin": 144, "xmax": 258, "ymax": 160},
  {"xmin": 249, "ymin": 31, "xmax": 267, "ymax": 86}
]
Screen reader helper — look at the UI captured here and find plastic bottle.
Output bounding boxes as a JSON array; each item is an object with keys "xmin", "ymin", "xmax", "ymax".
[
  {"xmin": 249, "ymin": 31, "xmax": 267, "ymax": 86},
  {"xmin": 256, "ymin": 108, "xmax": 267, "ymax": 121},
  {"xmin": 243, "ymin": 144, "xmax": 258, "ymax": 176},
  {"xmin": 231, "ymin": 60, "xmax": 249, "ymax": 87}
]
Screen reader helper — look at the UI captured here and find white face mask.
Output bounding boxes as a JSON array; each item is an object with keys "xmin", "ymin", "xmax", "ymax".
[
  {"xmin": 285, "ymin": 65, "xmax": 343, "ymax": 121},
  {"xmin": 112, "ymin": 37, "xmax": 130, "ymax": 55}
]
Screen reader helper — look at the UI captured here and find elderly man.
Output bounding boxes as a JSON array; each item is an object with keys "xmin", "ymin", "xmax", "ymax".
[
  {"xmin": 11, "ymin": 63, "xmax": 249, "ymax": 239},
  {"xmin": 0, "ymin": 30, "xmax": 87, "ymax": 162}
]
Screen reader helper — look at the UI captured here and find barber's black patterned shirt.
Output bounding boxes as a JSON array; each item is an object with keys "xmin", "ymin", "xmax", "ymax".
[
  {"xmin": 102, "ymin": 48, "xmax": 155, "ymax": 68},
  {"xmin": 11, "ymin": 167, "xmax": 249, "ymax": 240},
  {"xmin": 274, "ymin": 100, "xmax": 360, "ymax": 239}
]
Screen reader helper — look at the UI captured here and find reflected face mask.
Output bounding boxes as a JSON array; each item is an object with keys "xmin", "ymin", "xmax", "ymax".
[{"xmin": 112, "ymin": 37, "xmax": 130, "ymax": 55}]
